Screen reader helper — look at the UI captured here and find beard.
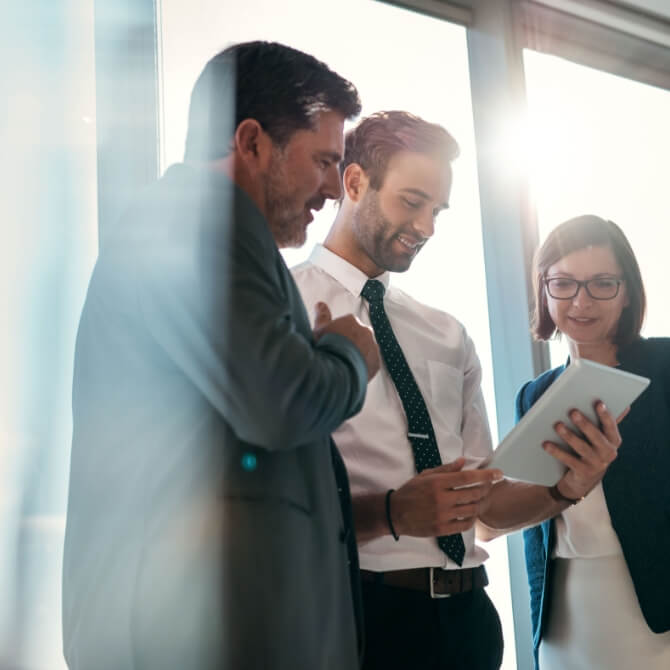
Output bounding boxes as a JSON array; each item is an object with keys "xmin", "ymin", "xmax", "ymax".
[
  {"xmin": 262, "ymin": 149, "xmax": 309, "ymax": 249},
  {"xmin": 352, "ymin": 189, "xmax": 422, "ymax": 273}
]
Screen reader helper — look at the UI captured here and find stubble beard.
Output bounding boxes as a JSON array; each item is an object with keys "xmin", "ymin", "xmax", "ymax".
[
  {"xmin": 352, "ymin": 189, "xmax": 416, "ymax": 273},
  {"xmin": 263, "ymin": 152, "xmax": 307, "ymax": 249}
]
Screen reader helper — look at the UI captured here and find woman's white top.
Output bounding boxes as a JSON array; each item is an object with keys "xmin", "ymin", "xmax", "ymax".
[
  {"xmin": 540, "ymin": 554, "xmax": 670, "ymax": 670},
  {"xmin": 553, "ymin": 482, "xmax": 623, "ymax": 558}
]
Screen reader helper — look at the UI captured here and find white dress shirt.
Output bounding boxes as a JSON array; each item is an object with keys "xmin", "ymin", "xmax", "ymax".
[
  {"xmin": 292, "ymin": 244, "xmax": 493, "ymax": 571},
  {"xmin": 553, "ymin": 482, "xmax": 623, "ymax": 558}
]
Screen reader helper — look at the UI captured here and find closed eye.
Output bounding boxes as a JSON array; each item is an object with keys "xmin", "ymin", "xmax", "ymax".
[
  {"xmin": 593, "ymin": 278, "xmax": 618, "ymax": 288},
  {"xmin": 314, "ymin": 151, "xmax": 341, "ymax": 169},
  {"xmin": 552, "ymin": 279, "xmax": 575, "ymax": 289},
  {"xmin": 402, "ymin": 197, "xmax": 421, "ymax": 209}
]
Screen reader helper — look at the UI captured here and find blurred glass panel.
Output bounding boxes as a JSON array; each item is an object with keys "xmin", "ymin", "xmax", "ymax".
[{"xmin": 1, "ymin": 2, "xmax": 98, "ymax": 668}]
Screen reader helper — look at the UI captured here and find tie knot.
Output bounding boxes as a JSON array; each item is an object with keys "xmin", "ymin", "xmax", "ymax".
[{"xmin": 361, "ymin": 279, "xmax": 385, "ymax": 304}]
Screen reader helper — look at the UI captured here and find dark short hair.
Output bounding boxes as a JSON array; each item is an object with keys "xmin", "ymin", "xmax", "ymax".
[
  {"xmin": 341, "ymin": 110, "xmax": 460, "ymax": 191},
  {"xmin": 531, "ymin": 214, "xmax": 646, "ymax": 346},
  {"xmin": 184, "ymin": 41, "xmax": 361, "ymax": 161}
]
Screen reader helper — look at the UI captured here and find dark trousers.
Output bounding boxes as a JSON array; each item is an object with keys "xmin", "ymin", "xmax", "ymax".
[{"xmin": 361, "ymin": 580, "xmax": 504, "ymax": 670}]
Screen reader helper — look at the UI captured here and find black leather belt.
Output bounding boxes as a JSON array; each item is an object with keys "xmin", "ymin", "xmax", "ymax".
[{"xmin": 361, "ymin": 565, "xmax": 488, "ymax": 599}]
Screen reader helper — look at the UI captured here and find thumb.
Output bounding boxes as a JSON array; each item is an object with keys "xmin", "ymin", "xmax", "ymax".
[{"xmin": 313, "ymin": 302, "xmax": 332, "ymax": 330}]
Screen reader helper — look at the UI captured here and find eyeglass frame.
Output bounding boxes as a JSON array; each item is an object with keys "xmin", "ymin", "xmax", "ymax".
[{"xmin": 543, "ymin": 275, "xmax": 624, "ymax": 301}]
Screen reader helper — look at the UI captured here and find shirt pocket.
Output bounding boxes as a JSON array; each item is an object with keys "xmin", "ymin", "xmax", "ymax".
[{"xmin": 426, "ymin": 360, "xmax": 464, "ymax": 435}]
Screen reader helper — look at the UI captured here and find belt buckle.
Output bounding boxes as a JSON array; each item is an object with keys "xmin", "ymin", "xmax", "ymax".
[{"xmin": 429, "ymin": 567, "xmax": 452, "ymax": 599}]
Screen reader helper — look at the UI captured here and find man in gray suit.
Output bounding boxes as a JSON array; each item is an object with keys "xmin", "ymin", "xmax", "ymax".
[{"xmin": 63, "ymin": 41, "xmax": 379, "ymax": 670}]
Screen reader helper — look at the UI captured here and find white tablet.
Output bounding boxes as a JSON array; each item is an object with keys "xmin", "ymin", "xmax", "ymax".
[{"xmin": 484, "ymin": 358, "xmax": 650, "ymax": 486}]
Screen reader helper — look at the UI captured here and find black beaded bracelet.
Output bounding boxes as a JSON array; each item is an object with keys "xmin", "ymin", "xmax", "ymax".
[
  {"xmin": 548, "ymin": 484, "xmax": 583, "ymax": 506},
  {"xmin": 385, "ymin": 489, "xmax": 399, "ymax": 541}
]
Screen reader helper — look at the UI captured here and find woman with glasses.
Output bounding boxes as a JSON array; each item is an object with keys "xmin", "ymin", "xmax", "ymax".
[{"xmin": 518, "ymin": 214, "xmax": 670, "ymax": 669}]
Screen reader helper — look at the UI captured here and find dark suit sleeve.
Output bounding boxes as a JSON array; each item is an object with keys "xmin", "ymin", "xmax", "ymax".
[{"xmin": 135, "ymin": 196, "xmax": 367, "ymax": 451}]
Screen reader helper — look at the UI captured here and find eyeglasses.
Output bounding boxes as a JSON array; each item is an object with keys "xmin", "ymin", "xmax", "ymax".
[{"xmin": 544, "ymin": 276, "xmax": 624, "ymax": 300}]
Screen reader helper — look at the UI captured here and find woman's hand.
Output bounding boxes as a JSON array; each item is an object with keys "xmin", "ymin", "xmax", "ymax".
[{"xmin": 544, "ymin": 401, "xmax": 623, "ymax": 500}]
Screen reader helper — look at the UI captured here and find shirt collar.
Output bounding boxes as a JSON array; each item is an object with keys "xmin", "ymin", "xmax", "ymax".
[{"xmin": 308, "ymin": 243, "xmax": 391, "ymax": 297}]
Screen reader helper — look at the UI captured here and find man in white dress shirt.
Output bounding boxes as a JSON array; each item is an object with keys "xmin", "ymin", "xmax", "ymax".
[
  {"xmin": 292, "ymin": 110, "xmax": 626, "ymax": 670},
  {"xmin": 293, "ymin": 108, "xmax": 631, "ymax": 670},
  {"xmin": 292, "ymin": 111, "xmax": 504, "ymax": 669}
]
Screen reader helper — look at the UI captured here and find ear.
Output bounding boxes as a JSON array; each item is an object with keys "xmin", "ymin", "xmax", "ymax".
[
  {"xmin": 342, "ymin": 163, "xmax": 369, "ymax": 203},
  {"xmin": 233, "ymin": 119, "xmax": 273, "ymax": 173}
]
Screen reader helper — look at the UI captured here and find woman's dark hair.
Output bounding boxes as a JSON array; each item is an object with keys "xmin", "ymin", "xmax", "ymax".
[
  {"xmin": 184, "ymin": 41, "xmax": 361, "ymax": 161},
  {"xmin": 531, "ymin": 214, "xmax": 646, "ymax": 346}
]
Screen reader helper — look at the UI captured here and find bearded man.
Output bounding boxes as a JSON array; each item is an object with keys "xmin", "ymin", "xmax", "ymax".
[{"xmin": 63, "ymin": 41, "xmax": 379, "ymax": 670}]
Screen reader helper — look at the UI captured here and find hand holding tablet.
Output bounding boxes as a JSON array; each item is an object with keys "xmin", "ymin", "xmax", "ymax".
[{"xmin": 482, "ymin": 359, "xmax": 650, "ymax": 486}]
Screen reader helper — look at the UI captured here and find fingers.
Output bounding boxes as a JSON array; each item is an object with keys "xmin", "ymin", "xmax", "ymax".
[
  {"xmin": 428, "ymin": 486, "xmax": 498, "ymax": 535},
  {"xmin": 425, "ymin": 458, "xmax": 465, "ymax": 474},
  {"xmin": 311, "ymin": 309, "xmax": 380, "ymax": 380},
  {"xmin": 593, "ymin": 402, "xmax": 622, "ymax": 448},
  {"xmin": 616, "ymin": 405, "xmax": 630, "ymax": 423},
  {"xmin": 423, "ymin": 459, "xmax": 501, "ymax": 484},
  {"xmin": 542, "ymin": 441, "xmax": 584, "ymax": 470},
  {"xmin": 393, "ymin": 465, "xmax": 501, "ymax": 537},
  {"xmin": 544, "ymin": 403, "xmax": 621, "ymax": 500},
  {"xmin": 337, "ymin": 316, "xmax": 379, "ymax": 381},
  {"xmin": 447, "ymin": 468, "xmax": 503, "ymax": 489},
  {"xmin": 547, "ymin": 424, "xmax": 598, "ymax": 465},
  {"xmin": 453, "ymin": 481, "xmax": 496, "ymax": 505},
  {"xmin": 552, "ymin": 405, "xmax": 620, "ymax": 465},
  {"xmin": 313, "ymin": 302, "xmax": 332, "ymax": 330},
  {"xmin": 419, "ymin": 500, "xmax": 482, "ymax": 536}
]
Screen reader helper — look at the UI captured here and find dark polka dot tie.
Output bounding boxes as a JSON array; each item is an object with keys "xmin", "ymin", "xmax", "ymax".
[{"xmin": 361, "ymin": 279, "xmax": 465, "ymax": 565}]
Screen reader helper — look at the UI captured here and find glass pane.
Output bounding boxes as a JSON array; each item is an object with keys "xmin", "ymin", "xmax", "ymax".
[
  {"xmin": 158, "ymin": 1, "xmax": 514, "ymax": 667},
  {"xmin": 1, "ymin": 2, "xmax": 98, "ymax": 668},
  {"xmin": 524, "ymin": 49, "xmax": 670, "ymax": 367}
]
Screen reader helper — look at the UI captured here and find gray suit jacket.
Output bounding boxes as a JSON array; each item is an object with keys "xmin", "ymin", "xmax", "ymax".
[{"xmin": 63, "ymin": 164, "xmax": 367, "ymax": 669}]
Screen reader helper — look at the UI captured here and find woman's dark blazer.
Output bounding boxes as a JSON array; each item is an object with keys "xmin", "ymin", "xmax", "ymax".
[{"xmin": 517, "ymin": 337, "xmax": 670, "ymax": 667}]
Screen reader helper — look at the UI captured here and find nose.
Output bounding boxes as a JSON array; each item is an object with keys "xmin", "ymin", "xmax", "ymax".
[
  {"xmin": 321, "ymin": 164, "xmax": 342, "ymax": 201},
  {"xmin": 571, "ymin": 283, "xmax": 594, "ymax": 306},
  {"xmin": 413, "ymin": 209, "xmax": 436, "ymax": 240}
]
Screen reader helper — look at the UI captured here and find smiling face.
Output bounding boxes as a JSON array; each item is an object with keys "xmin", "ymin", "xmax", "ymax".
[
  {"xmin": 263, "ymin": 109, "xmax": 345, "ymax": 248},
  {"xmin": 348, "ymin": 150, "xmax": 452, "ymax": 275},
  {"xmin": 545, "ymin": 245, "xmax": 629, "ymax": 355}
]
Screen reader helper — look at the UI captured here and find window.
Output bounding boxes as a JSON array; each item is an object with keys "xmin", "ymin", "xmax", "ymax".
[{"xmin": 524, "ymin": 49, "xmax": 670, "ymax": 366}]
